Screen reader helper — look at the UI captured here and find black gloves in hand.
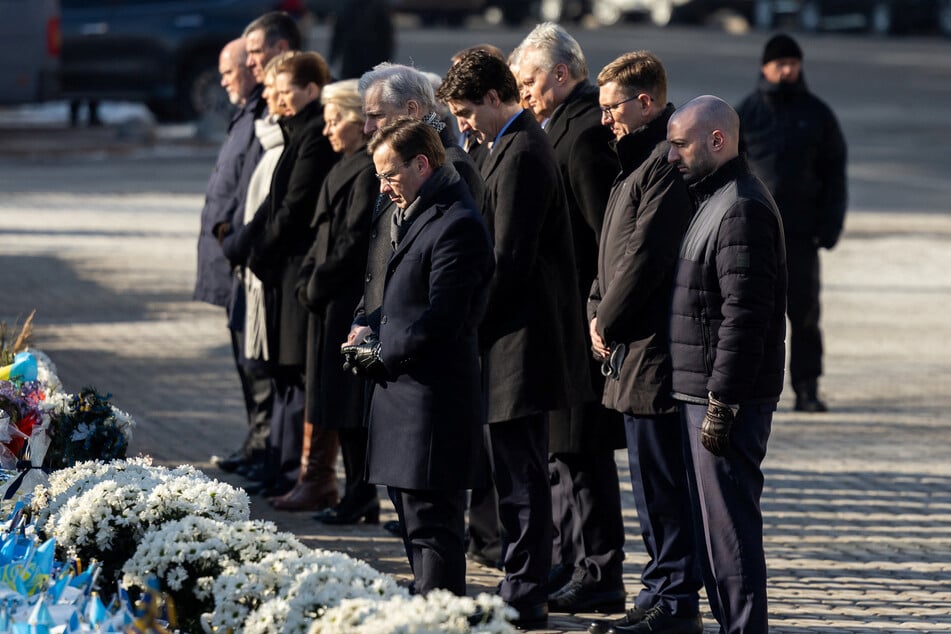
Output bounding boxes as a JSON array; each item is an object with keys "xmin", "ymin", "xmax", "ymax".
[
  {"xmin": 702, "ymin": 392, "xmax": 738, "ymax": 456},
  {"xmin": 342, "ymin": 337, "xmax": 387, "ymax": 380}
]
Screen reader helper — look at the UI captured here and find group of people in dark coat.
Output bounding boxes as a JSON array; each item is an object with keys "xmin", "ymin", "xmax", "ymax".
[{"xmin": 195, "ymin": 15, "xmax": 846, "ymax": 634}]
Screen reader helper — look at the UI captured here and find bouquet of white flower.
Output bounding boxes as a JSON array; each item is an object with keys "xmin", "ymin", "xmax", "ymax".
[
  {"xmin": 122, "ymin": 516, "xmax": 309, "ymax": 633},
  {"xmin": 236, "ymin": 549, "xmax": 405, "ymax": 634},
  {"xmin": 31, "ymin": 458, "xmax": 250, "ymax": 589},
  {"xmin": 310, "ymin": 590, "xmax": 517, "ymax": 634}
]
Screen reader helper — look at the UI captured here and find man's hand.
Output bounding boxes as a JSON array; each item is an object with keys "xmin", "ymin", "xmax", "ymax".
[
  {"xmin": 215, "ymin": 222, "xmax": 231, "ymax": 243},
  {"xmin": 343, "ymin": 325, "xmax": 372, "ymax": 350},
  {"xmin": 590, "ymin": 318, "xmax": 610, "ymax": 360},
  {"xmin": 341, "ymin": 338, "xmax": 387, "ymax": 380},
  {"xmin": 702, "ymin": 392, "xmax": 738, "ymax": 456}
]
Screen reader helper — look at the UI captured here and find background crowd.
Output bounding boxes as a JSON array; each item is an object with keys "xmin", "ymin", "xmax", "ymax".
[{"xmin": 193, "ymin": 12, "xmax": 847, "ymax": 634}]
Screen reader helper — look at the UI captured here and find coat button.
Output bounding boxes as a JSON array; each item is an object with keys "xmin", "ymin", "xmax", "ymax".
[
  {"xmin": 381, "ymin": 315, "xmax": 388, "ymax": 324},
  {"xmin": 365, "ymin": 273, "xmax": 372, "ymax": 282},
  {"xmin": 370, "ymin": 231, "xmax": 377, "ymax": 239}
]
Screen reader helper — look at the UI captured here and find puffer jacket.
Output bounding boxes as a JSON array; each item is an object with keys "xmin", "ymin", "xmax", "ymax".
[
  {"xmin": 669, "ymin": 156, "xmax": 787, "ymax": 405},
  {"xmin": 736, "ymin": 74, "xmax": 847, "ymax": 248}
]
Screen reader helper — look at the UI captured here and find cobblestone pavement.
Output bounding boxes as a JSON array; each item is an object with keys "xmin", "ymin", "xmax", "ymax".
[{"xmin": 1, "ymin": 130, "xmax": 950, "ymax": 633}]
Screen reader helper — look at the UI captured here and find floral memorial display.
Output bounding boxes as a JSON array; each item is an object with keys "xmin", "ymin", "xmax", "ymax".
[{"xmin": 0, "ymin": 317, "xmax": 516, "ymax": 633}]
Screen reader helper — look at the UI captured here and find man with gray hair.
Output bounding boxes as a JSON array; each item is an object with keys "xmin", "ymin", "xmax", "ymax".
[
  {"xmin": 349, "ymin": 63, "xmax": 484, "ymax": 349},
  {"xmin": 514, "ymin": 23, "xmax": 626, "ymax": 614},
  {"xmin": 667, "ymin": 95, "xmax": 787, "ymax": 634}
]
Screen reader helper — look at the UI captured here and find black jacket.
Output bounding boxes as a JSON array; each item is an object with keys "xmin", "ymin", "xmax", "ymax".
[
  {"xmin": 545, "ymin": 81, "xmax": 622, "ymax": 452},
  {"xmin": 298, "ymin": 148, "xmax": 377, "ymax": 429},
  {"xmin": 479, "ymin": 109, "xmax": 592, "ymax": 423},
  {"xmin": 669, "ymin": 156, "xmax": 787, "ymax": 405},
  {"xmin": 588, "ymin": 104, "xmax": 693, "ymax": 415},
  {"xmin": 245, "ymin": 99, "xmax": 339, "ymax": 368},
  {"xmin": 366, "ymin": 167, "xmax": 495, "ymax": 490},
  {"xmin": 736, "ymin": 74, "xmax": 847, "ymax": 247},
  {"xmin": 193, "ymin": 86, "xmax": 264, "ymax": 308}
]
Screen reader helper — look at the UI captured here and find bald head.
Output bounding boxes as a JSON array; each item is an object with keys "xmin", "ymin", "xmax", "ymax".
[
  {"xmin": 667, "ymin": 95, "xmax": 739, "ymax": 183},
  {"xmin": 220, "ymin": 38, "xmax": 256, "ymax": 106}
]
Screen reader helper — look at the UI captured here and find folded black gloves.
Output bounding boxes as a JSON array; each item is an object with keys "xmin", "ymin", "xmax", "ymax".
[
  {"xmin": 342, "ymin": 337, "xmax": 387, "ymax": 380},
  {"xmin": 702, "ymin": 392, "xmax": 739, "ymax": 456}
]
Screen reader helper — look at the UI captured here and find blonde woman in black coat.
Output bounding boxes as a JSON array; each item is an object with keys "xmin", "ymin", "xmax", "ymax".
[{"xmin": 271, "ymin": 80, "xmax": 378, "ymax": 515}]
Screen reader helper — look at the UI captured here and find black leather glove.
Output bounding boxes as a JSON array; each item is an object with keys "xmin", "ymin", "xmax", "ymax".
[
  {"xmin": 702, "ymin": 392, "xmax": 738, "ymax": 456},
  {"xmin": 341, "ymin": 338, "xmax": 387, "ymax": 380}
]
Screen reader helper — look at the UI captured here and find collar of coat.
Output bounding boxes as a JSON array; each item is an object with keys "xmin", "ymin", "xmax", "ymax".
[
  {"xmin": 280, "ymin": 99, "xmax": 323, "ymax": 140},
  {"xmin": 688, "ymin": 155, "xmax": 749, "ymax": 203},
  {"xmin": 545, "ymin": 80, "xmax": 598, "ymax": 136},
  {"xmin": 388, "ymin": 163, "xmax": 464, "ymax": 255},
  {"xmin": 612, "ymin": 102, "xmax": 676, "ymax": 175}
]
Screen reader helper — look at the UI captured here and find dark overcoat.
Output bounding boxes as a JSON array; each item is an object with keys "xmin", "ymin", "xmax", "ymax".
[
  {"xmin": 298, "ymin": 148, "xmax": 377, "ymax": 429},
  {"xmin": 246, "ymin": 99, "xmax": 338, "ymax": 369},
  {"xmin": 352, "ymin": 142, "xmax": 484, "ymax": 335},
  {"xmin": 588, "ymin": 105, "xmax": 694, "ymax": 416},
  {"xmin": 193, "ymin": 86, "xmax": 263, "ymax": 308},
  {"xmin": 479, "ymin": 109, "xmax": 593, "ymax": 424},
  {"xmin": 366, "ymin": 169, "xmax": 495, "ymax": 490},
  {"xmin": 544, "ymin": 81, "xmax": 624, "ymax": 453}
]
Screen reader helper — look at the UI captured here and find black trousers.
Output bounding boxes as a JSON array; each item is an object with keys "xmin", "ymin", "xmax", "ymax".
[
  {"xmin": 681, "ymin": 402, "xmax": 773, "ymax": 634},
  {"xmin": 268, "ymin": 370, "xmax": 304, "ymax": 484},
  {"xmin": 549, "ymin": 450, "xmax": 625, "ymax": 588},
  {"xmin": 624, "ymin": 413, "xmax": 702, "ymax": 616},
  {"xmin": 487, "ymin": 413, "xmax": 551, "ymax": 606},
  {"xmin": 786, "ymin": 239, "xmax": 823, "ymax": 386},
  {"xmin": 390, "ymin": 486, "xmax": 468, "ymax": 596},
  {"xmin": 467, "ymin": 427, "xmax": 503, "ymax": 565},
  {"xmin": 229, "ymin": 327, "xmax": 273, "ymax": 459},
  {"xmin": 338, "ymin": 426, "xmax": 376, "ymax": 502}
]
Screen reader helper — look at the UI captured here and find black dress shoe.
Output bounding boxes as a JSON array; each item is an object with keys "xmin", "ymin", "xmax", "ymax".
[
  {"xmin": 509, "ymin": 601, "xmax": 548, "ymax": 630},
  {"xmin": 466, "ymin": 548, "xmax": 503, "ymax": 570},
  {"xmin": 238, "ymin": 461, "xmax": 267, "ymax": 482},
  {"xmin": 245, "ymin": 478, "xmax": 294, "ymax": 497},
  {"xmin": 589, "ymin": 606, "xmax": 649, "ymax": 634},
  {"xmin": 319, "ymin": 496, "xmax": 380, "ymax": 525},
  {"xmin": 608, "ymin": 605, "xmax": 702, "ymax": 634},
  {"xmin": 548, "ymin": 577, "xmax": 626, "ymax": 614},
  {"xmin": 382, "ymin": 519, "xmax": 402, "ymax": 535},
  {"xmin": 213, "ymin": 450, "xmax": 247, "ymax": 473}
]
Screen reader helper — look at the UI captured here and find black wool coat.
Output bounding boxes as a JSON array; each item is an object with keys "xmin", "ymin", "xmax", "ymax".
[
  {"xmin": 366, "ymin": 170, "xmax": 495, "ymax": 490},
  {"xmin": 297, "ymin": 148, "xmax": 377, "ymax": 429},
  {"xmin": 246, "ymin": 100, "xmax": 339, "ymax": 369},
  {"xmin": 352, "ymin": 142, "xmax": 484, "ymax": 335},
  {"xmin": 588, "ymin": 105, "xmax": 693, "ymax": 416},
  {"xmin": 479, "ymin": 109, "xmax": 593, "ymax": 424},
  {"xmin": 544, "ymin": 81, "xmax": 624, "ymax": 453}
]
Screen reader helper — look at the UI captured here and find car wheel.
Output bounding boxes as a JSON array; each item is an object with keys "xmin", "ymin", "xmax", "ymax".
[
  {"xmin": 592, "ymin": 1, "xmax": 622, "ymax": 25},
  {"xmin": 870, "ymin": 1, "xmax": 893, "ymax": 34},
  {"xmin": 753, "ymin": 0, "xmax": 775, "ymax": 28},
  {"xmin": 650, "ymin": 0, "xmax": 674, "ymax": 25},
  {"xmin": 939, "ymin": 0, "xmax": 951, "ymax": 36},
  {"xmin": 181, "ymin": 60, "xmax": 230, "ymax": 122},
  {"xmin": 798, "ymin": 0, "xmax": 821, "ymax": 31}
]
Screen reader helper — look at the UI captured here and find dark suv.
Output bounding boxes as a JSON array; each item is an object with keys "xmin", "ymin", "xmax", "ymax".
[{"xmin": 60, "ymin": 0, "xmax": 306, "ymax": 122}]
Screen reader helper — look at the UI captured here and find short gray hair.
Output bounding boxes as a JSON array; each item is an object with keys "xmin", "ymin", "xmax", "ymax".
[
  {"xmin": 518, "ymin": 22, "xmax": 587, "ymax": 80},
  {"xmin": 357, "ymin": 63, "xmax": 437, "ymax": 113}
]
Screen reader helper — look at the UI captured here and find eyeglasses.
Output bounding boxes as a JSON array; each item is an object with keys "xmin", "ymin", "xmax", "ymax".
[
  {"xmin": 374, "ymin": 160, "xmax": 411, "ymax": 186},
  {"xmin": 599, "ymin": 94, "xmax": 644, "ymax": 116}
]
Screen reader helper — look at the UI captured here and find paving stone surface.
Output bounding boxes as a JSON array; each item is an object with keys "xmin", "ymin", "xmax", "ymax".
[{"xmin": 1, "ymin": 130, "xmax": 949, "ymax": 633}]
